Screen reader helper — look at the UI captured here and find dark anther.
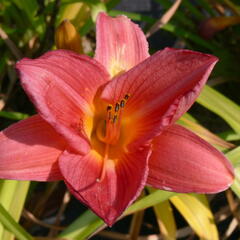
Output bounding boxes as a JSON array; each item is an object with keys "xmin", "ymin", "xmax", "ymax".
[
  {"xmin": 124, "ymin": 94, "xmax": 130, "ymax": 100},
  {"xmin": 120, "ymin": 100, "xmax": 125, "ymax": 108},
  {"xmin": 107, "ymin": 105, "xmax": 112, "ymax": 111},
  {"xmin": 115, "ymin": 103, "xmax": 120, "ymax": 112}
]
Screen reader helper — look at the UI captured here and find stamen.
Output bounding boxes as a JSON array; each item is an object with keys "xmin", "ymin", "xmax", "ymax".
[
  {"xmin": 115, "ymin": 102, "xmax": 120, "ymax": 112},
  {"xmin": 107, "ymin": 105, "xmax": 112, "ymax": 111},
  {"xmin": 97, "ymin": 94, "xmax": 130, "ymax": 145},
  {"xmin": 112, "ymin": 114, "xmax": 118, "ymax": 123},
  {"xmin": 108, "ymin": 112, "xmax": 111, "ymax": 120},
  {"xmin": 107, "ymin": 105, "xmax": 112, "ymax": 120},
  {"xmin": 124, "ymin": 94, "xmax": 130, "ymax": 100},
  {"xmin": 120, "ymin": 100, "xmax": 125, "ymax": 108}
]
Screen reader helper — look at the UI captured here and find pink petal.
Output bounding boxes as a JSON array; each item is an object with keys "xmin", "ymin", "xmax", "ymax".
[
  {"xmin": 0, "ymin": 115, "xmax": 66, "ymax": 181},
  {"xmin": 59, "ymin": 146, "xmax": 151, "ymax": 226},
  {"xmin": 101, "ymin": 48, "xmax": 218, "ymax": 148},
  {"xmin": 95, "ymin": 12, "xmax": 149, "ymax": 77},
  {"xmin": 16, "ymin": 50, "xmax": 110, "ymax": 154},
  {"xmin": 147, "ymin": 124, "xmax": 234, "ymax": 193}
]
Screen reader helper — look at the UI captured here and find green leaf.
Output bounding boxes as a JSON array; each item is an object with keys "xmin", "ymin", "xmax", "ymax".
[
  {"xmin": 58, "ymin": 210, "xmax": 104, "ymax": 240},
  {"xmin": 227, "ymin": 147, "xmax": 240, "ymax": 198},
  {"xmin": 80, "ymin": 18, "xmax": 94, "ymax": 36},
  {"xmin": 0, "ymin": 203, "xmax": 32, "ymax": 240},
  {"xmin": 178, "ymin": 113, "xmax": 234, "ymax": 151},
  {"xmin": 181, "ymin": 0, "xmax": 204, "ymax": 20},
  {"xmin": 108, "ymin": 10, "xmax": 155, "ymax": 24},
  {"xmin": 90, "ymin": 1, "xmax": 107, "ymax": 22},
  {"xmin": 0, "ymin": 111, "xmax": 29, "ymax": 120},
  {"xmin": 162, "ymin": 23, "xmax": 217, "ymax": 50},
  {"xmin": 59, "ymin": 190, "xmax": 175, "ymax": 239},
  {"xmin": 12, "ymin": 0, "xmax": 38, "ymax": 19},
  {"xmin": 218, "ymin": 131, "xmax": 240, "ymax": 141},
  {"xmin": 106, "ymin": 0, "xmax": 121, "ymax": 10},
  {"xmin": 147, "ymin": 188, "xmax": 177, "ymax": 240},
  {"xmin": 227, "ymin": 146, "xmax": 240, "ymax": 168},
  {"xmin": 0, "ymin": 181, "xmax": 19, "ymax": 239},
  {"xmin": 231, "ymin": 179, "xmax": 240, "ymax": 199},
  {"xmin": 126, "ymin": 190, "xmax": 175, "ymax": 216},
  {"xmin": 197, "ymin": 85, "xmax": 240, "ymax": 133},
  {"xmin": 197, "ymin": 0, "xmax": 215, "ymax": 16},
  {"xmin": 154, "ymin": 0, "xmax": 195, "ymax": 28},
  {"xmin": 58, "ymin": 2, "xmax": 90, "ymax": 29},
  {"xmin": 153, "ymin": 200, "xmax": 176, "ymax": 240},
  {"xmin": 0, "ymin": 181, "xmax": 30, "ymax": 240},
  {"xmin": 62, "ymin": 0, "xmax": 102, "ymax": 4}
]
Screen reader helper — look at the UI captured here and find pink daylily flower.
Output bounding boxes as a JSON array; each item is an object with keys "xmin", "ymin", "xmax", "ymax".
[{"xmin": 0, "ymin": 13, "xmax": 234, "ymax": 226}]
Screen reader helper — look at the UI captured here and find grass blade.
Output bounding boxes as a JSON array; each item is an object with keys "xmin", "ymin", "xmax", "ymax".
[
  {"xmin": 197, "ymin": 85, "xmax": 240, "ymax": 133},
  {"xmin": 0, "ymin": 203, "xmax": 32, "ymax": 240},
  {"xmin": 59, "ymin": 190, "xmax": 175, "ymax": 239}
]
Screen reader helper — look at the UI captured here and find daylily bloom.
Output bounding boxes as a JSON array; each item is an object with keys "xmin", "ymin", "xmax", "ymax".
[{"xmin": 0, "ymin": 13, "xmax": 234, "ymax": 226}]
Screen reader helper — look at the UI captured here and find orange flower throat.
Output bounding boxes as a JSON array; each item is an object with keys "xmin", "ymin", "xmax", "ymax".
[
  {"xmin": 96, "ymin": 94, "xmax": 130, "ymax": 145},
  {"xmin": 94, "ymin": 94, "xmax": 130, "ymax": 182}
]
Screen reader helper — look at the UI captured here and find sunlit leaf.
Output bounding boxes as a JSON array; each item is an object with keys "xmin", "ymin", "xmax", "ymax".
[
  {"xmin": 90, "ymin": 2, "xmax": 107, "ymax": 22},
  {"xmin": 231, "ymin": 179, "xmax": 240, "ymax": 199},
  {"xmin": 0, "ymin": 181, "xmax": 18, "ymax": 239},
  {"xmin": 227, "ymin": 147, "xmax": 240, "ymax": 198},
  {"xmin": 58, "ymin": 2, "xmax": 90, "ymax": 29},
  {"xmin": 179, "ymin": 113, "xmax": 235, "ymax": 151},
  {"xmin": 153, "ymin": 199, "xmax": 176, "ymax": 240},
  {"xmin": 226, "ymin": 146, "xmax": 240, "ymax": 168},
  {"xmin": 0, "ymin": 181, "xmax": 30, "ymax": 240},
  {"xmin": 109, "ymin": 10, "xmax": 155, "ymax": 24},
  {"xmin": 126, "ymin": 190, "xmax": 175, "ymax": 216},
  {"xmin": 170, "ymin": 194, "xmax": 218, "ymax": 240},
  {"xmin": 197, "ymin": 85, "xmax": 240, "ymax": 133}
]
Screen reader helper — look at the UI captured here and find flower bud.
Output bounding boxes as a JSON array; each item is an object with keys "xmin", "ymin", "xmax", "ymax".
[
  {"xmin": 55, "ymin": 19, "xmax": 83, "ymax": 53},
  {"xmin": 199, "ymin": 16, "xmax": 240, "ymax": 39}
]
